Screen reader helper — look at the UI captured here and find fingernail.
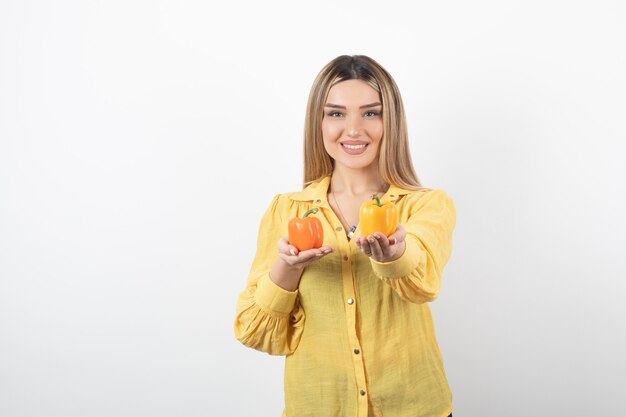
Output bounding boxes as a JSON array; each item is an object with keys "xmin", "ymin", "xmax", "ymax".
[{"xmin": 289, "ymin": 249, "xmax": 296, "ymax": 256}]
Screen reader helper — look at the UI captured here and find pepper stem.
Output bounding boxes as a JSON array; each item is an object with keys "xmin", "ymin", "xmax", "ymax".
[
  {"xmin": 371, "ymin": 194, "xmax": 382, "ymax": 207},
  {"xmin": 302, "ymin": 208, "xmax": 319, "ymax": 218}
]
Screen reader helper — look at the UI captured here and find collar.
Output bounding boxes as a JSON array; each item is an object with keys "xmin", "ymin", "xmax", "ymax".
[{"xmin": 288, "ymin": 176, "xmax": 414, "ymax": 208}]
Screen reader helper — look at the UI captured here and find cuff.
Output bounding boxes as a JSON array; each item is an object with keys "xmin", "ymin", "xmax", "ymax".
[
  {"xmin": 254, "ymin": 273, "xmax": 299, "ymax": 317},
  {"xmin": 370, "ymin": 239, "xmax": 426, "ymax": 279}
]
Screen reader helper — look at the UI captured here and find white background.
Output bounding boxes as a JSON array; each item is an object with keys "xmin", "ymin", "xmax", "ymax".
[{"xmin": 1, "ymin": 1, "xmax": 625, "ymax": 416}]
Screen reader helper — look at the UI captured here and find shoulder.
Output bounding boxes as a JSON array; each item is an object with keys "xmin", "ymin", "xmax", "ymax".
[
  {"xmin": 261, "ymin": 191, "xmax": 306, "ymax": 217},
  {"xmin": 263, "ymin": 176, "xmax": 330, "ymax": 208},
  {"xmin": 264, "ymin": 192, "xmax": 293, "ymax": 212},
  {"xmin": 402, "ymin": 187, "xmax": 452, "ymax": 201},
  {"xmin": 401, "ymin": 188, "xmax": 455, "ymax": 213}
]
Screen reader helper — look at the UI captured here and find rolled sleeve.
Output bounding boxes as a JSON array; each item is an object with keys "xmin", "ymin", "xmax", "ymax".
[{"xmin": 370, "ymin": 238, "xmax": 427, "ymax": 280}]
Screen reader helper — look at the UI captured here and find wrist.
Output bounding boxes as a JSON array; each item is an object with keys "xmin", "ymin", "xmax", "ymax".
[{"xmin": 270, "ymin": 257, "xmax": 304, "ymax": 291}]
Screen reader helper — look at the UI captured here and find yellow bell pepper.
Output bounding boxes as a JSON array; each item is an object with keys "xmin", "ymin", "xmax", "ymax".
[{"xmin": 359, "ymin": 194, "xmax": 398, "ymax": 237}]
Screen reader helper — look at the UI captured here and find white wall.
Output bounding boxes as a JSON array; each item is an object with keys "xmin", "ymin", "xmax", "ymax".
[{"xmin": 1, "ymin": 1, "xmax": 625, "ymax": 416}]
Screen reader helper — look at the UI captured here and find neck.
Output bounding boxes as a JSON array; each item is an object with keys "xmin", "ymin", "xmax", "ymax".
[{"xmin": 329, "ymin": 164, "xmax": 388, "ymax": 196}]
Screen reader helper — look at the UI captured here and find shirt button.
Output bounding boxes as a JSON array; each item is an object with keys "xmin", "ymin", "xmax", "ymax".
[
  {"xmin": 343, "ymin": 255, "xmax": 348, "ymax": 261},
  {"xmin": 360, "ymin": 389, "xmax": 366, "ymax": 396},
  {"xmin": 347, "ymin": 298, "xmax": 354, "ymax": 305},
  {"xmin": 336, "ymin": 226, "xmax": 343, "ymax": 231},
  {"xmin": 354, "ymin": 348, "xmax": 360, "ymax": 354}
]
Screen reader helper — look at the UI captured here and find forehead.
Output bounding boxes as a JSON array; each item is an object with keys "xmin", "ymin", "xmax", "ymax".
[{"xmin": 325, "ymin": 79, "xmax": 381, "ymax": 105}]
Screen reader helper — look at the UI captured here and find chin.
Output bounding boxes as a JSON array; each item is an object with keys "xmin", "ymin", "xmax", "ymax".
[{"xmin": 335, "ymin": 157, "xmax": 377, "ymax": 170}]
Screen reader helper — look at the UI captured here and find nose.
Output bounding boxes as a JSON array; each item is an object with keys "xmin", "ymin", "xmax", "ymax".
[{"xmin": 346, "ymin": 116, "xmax": 361, "ymax": 138}]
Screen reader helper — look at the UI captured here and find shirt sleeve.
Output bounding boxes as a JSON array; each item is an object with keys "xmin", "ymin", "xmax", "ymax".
[
  {"xmin": 369, "ymin": 190, "xmax": 456, "ymax": 303},
  {"xmin": 233, "ymin": 194, "xmax": 305, "ymax": 355}
]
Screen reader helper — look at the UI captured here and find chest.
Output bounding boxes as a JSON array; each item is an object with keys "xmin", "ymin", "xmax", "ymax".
[{"xmin": 327, "ymin": 192, "xmax": 371, "ymax": 230}]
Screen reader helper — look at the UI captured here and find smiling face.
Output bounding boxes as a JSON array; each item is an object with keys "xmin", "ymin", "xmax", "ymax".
[{"xmin": 321, "ymin": 79, "xmax": 384, "ymax": 171}]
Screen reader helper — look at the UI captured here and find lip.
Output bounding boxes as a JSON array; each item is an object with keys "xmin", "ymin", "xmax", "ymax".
[{"xmin": 341, "ymin": 141, "xmax": 369, "ymax": 155}]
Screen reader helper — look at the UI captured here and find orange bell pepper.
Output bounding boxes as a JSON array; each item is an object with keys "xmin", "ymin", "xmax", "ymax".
[
  {"xmin": 359, "ymin": 195, "xmax": 398, "ymax": 237},
  {"xmin": 288, "ymin": 208, "xmax": 324, "ymax": 251}
]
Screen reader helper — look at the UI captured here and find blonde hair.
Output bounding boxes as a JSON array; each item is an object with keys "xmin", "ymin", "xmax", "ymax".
[{"xmin": 303, "ymin": 55, "xmax": 422, "ymax": 189}]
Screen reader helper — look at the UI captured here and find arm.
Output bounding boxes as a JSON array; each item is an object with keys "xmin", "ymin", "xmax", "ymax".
[
  {"xmin": 369, "ymin": 190, "xmax": 456, "ymax": 303},
  {"xmin": 234, "ymin": 195, "xmax": 334, "ymax": 354},
  {"xmin": 234, "ymin": 195, "xmax": 305, "ymax": 355}
]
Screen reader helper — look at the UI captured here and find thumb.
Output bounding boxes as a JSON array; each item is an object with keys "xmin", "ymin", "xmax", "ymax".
[
  {"xmin": 278, "ymin": 237, "xmax": 299, "ymax": 256},
  {"xmin": 388, "ymin": 224, "xmax": 406, "ymax": 245}
]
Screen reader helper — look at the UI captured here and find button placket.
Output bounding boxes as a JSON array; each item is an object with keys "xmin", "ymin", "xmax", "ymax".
[{"xmin": 322, "ymin": 197, "xmax": 368, "ymax": 415}]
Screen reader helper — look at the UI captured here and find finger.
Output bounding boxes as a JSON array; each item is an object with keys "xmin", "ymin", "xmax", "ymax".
[
  {"xmin": 374, "ymin": 232, "xmax": 392, "ymax": 255},
  {"xmin": 358, "ymin": 236, "xmax": 373, "ymax": 256},
  {"xmin": 354, "ymin": 234, "xmax": 368, "ymax": 249},
  {"xmin": 278, "ymin": 250, "xmax": 316, "ymax": 266},
  {"xmin": 319, "ymin": 245, "xmax": 335, "ymax": 254},
  {"xmin": 279, "ymin": 248, "xmax": 330, "ymax": 268},
  {"xmin": 368, "ymin": 234, "xmax": 384, "ymax": 260},
  {"xmin": 295, "ymin": 246, "xmax": 334, "ymax": 259},
  {"xmin": 299, "ymin": 249, "xmax": 325, "ymax": 261},
  {"xmin": 298, "ymin": 246, "xmax": 334, "ymax": 259}
]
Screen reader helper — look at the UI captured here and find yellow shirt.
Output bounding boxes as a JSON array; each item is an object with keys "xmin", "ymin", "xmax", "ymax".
[{"xmin": 234, "ymin": 176, "xmax": 456, "ymax": 417}]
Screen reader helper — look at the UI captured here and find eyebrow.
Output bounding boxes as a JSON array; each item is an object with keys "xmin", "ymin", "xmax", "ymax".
[{"xmin": 324, "ymin": 102, "xmax": 382, "ymax": 109}]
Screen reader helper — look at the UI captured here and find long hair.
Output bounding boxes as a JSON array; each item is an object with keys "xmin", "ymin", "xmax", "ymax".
[{"xmin": 303, "ymin": 55, "xmax": 422, "ymax": 189}]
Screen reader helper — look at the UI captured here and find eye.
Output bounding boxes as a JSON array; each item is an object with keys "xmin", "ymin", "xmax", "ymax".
[
  {"xmin": 363, "ymin": 111, "xmax": 380, "ymax": 118},
  {"xmin": 327, "ymin": 111, "xmax": 343, "ymax": 118}
]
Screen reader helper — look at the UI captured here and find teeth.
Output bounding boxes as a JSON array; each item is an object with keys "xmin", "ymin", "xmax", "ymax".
[{"xmin": 343, "ymin": 144, "xmax": 366, "ymax": 150}]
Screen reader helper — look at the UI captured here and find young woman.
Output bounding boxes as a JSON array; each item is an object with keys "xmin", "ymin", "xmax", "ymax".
[{"xmin": 234, "ymin": 55, "xmax": 456, "ymax": 417}]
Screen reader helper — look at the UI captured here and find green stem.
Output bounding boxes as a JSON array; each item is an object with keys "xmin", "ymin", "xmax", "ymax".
[
  {"xmin": 371, "ymin": 194, "xmax": 382, "ymax": 207},
  {"xmin": 302, "ymin": 208, "xmax": 319, "ymax": 218}
]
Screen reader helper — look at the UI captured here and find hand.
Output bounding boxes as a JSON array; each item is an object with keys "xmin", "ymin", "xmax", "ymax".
[
  {"xmin": 277, "ymin": 237, "xmax": 334, "ymax": 271},
  {"xmin": 355, "ymin": 224, "xmax": 406, "ymax": 263},
  {"xmin": 270, "ymin": 238, "xmax": 334, "ymax": 291}
]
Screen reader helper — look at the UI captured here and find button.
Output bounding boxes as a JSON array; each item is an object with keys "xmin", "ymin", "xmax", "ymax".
[
  {"xmin": 390, "ymin": 194, "xmax": 395, "ymax": 197},
  {"xmin": 343, "ymin": 255, "xmax": 349, "ymax": 261},
  {"xmin": 336, "ymin": 226, "xmax": 343, "ymax": 231},
  {"xmin": 347, "ymin": 298, "xmax": 354, "ymax": 305},
  {"xmin": 360, "ymin": 389, "xmax": 366, "ymax": 396},
  {"xmin": 354, "ymin": 348, "xmax": 360, "ymax": 354}
]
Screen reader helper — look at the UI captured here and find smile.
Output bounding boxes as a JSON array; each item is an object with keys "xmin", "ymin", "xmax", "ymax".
[
  {"xmin": 341, "ymin": 142, "xmax": 369, "ymax": 155},
  {"xmin": 342, "ymin": 143, "xmax": 367, "ymax": 150}
]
